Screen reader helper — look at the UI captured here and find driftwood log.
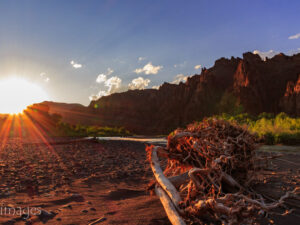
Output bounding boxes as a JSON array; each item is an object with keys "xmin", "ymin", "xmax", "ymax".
[
  {"xmin": 147, "ymin": 118, "xmax": 299, "ymax": 225},
  {"xmin": 150, "ymin": 146, "xmax": 182, "ymax": 208}
]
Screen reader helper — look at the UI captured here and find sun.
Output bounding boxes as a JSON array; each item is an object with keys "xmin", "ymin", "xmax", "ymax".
[{"xmin": 0, "ymin": 77, "xmax": 49, "ymax": 114}]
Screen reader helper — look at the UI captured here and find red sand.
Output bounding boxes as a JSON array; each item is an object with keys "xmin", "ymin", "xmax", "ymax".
[{"xmin": 0, "ymin": 138, "xmax": 298, "ymax": 224}]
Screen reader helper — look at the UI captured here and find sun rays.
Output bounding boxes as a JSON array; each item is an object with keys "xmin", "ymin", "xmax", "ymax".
[
  {"xmin": 0, "ymin": 77, "xmax": 48, "ymax": 114},
  {"xmin": 0, "ymin": 104, "xmax": 65, "ymax": 165}
]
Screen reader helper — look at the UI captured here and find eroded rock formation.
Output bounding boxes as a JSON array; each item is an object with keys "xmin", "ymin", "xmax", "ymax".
[{"xmin": 45, "ymin": 52, "xmax": 300, "ymax": 134}]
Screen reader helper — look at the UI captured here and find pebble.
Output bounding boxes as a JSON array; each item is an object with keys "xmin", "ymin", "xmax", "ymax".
[{"xmin": 62, "ymin": 204, "xmax": 72, "ymax": 209}]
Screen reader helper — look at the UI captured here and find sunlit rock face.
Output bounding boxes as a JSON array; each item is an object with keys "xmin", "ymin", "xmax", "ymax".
[
  {"xmin": 46, "ymin": 52, "xmax": 300, "ymax": 134},
  {"xmin": 279, "ymin": 75, "xmax": 300, "ymax": 116}
]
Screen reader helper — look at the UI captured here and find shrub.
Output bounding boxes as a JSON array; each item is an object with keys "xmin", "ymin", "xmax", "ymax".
[{"xmin": 209, "ymin": 112, "xmax": 300, "ymax": 145}]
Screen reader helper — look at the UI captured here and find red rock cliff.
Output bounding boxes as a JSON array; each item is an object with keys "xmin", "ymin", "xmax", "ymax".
[{"xmin": 46, "ymin": 52, "xmax": 300, "ymax": 134}]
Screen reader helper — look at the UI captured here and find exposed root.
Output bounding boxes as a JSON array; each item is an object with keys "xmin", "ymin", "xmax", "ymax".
[{"xmin": 146, "ymin": 118, "xmax": 298, "ymax": 224}]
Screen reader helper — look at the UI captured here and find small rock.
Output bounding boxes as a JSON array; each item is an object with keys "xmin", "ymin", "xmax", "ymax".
[
  {"xmin": 62, "ymin": 204, "xmax": 72, "ymax": 209},
  {"xmin": 82, "ymin": 209, "xmax": 88, "ymax": 213}
]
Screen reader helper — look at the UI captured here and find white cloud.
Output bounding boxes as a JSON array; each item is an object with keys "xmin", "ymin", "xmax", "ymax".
[
  {"xmin": 89, "ymin": 95, "xmax": 99, "ymax": 101},
  {"xmin": 89, "ymin": 76, "xmax": 122, "ymax": 101},
  {"xmin": 96, "ymin": 74, "xmax": 107, "ymax": 83},
  {"xmin": 288, "ymin": 33, "xmax": 300, "ymax": 40},
  {"xmin": 128, "ymin": 77, "xmax": 150, "ymax": 90},
  {"xmin": 89, "ymin": 90, "xmax": 109, "ymax": 101},
  {"xmin": 70, "ymin": 60, "xmax": 82, "ymax": 69},
  {"xmin": 138, "ymin": 57, "xmax": 146, "ymax": 61},
  {"xmin": 105, "ymin": 76, "xmax": 122, "ymax": 94},
  {"xmin": 152, "ymin": 85, "xmax": 160, "ymax": 90},
  {"xmin": 95, "ymin": 68, "xmax": 114, "ymax": 83},
  {"xmin": 172, "ymin": 74, "xmax": 189, "ymax": 84},
  {"xmin": 90, "ymin": 69, "xmax": 121, "ymax": 101},
  {"xmin": 40, "ymin": 73, "xmax": 50, "ymax": 82},
  {"xmin": 253, "ymin": 50, "xmax": 278, "ymax": 60},
  {"xmin": 194, "ymin": 64, "xmax": 201, "ymax": 70},
  {"xmin": 134, "ymin": 62, "xmax": 163, "ymax": 75}
]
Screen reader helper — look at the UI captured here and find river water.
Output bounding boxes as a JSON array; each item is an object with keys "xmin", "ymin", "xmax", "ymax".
[
  {"xmin": 95, "ymin": 136, "xmax": 300, "ymax": 154},
  {"xmin": 96, "ymin": 136, "xmax": 167, "ymax": 145}
]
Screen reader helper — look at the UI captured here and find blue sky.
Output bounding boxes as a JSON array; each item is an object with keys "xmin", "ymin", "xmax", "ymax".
[{"xmin": 0, "ymin": 0, "xmax": 299, "ymax": 105}]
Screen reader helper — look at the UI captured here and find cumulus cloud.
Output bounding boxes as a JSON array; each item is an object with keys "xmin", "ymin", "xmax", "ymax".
[
  {"xmin": 95, "ymin": 68, "xmax": 114, "ymax": 83},
  {"xmin": 96, "ymin": 74, "xmax": 107, "ymax": 83},
  {"xmin": 70, "ymin": 60, "xmax": 82, "ymax": 69},
  {"xmin": 152, "ymin": 85, "xmax": 160, "ymax": 90},
  {"xmin": 138, "ymin": 57, "xmax": 146, "ymax": 61},
  {"xmin": 40, "ymin": 73, "xmax": 50, "ymax": 82},
  {"xmin": 90, "ymin": 68, "xmax": 122, "ymax": 101},
  {"xmin": 89, "ymin": 76, "xmax": 122, "ymax": 101},
  {"xmin": 288, "ymin": 33, "xmax": 300, "ymax": 40},
  {"xmin": 134, "ymin": 62, "xmax": 163, "ymax": 75},
  {"xmin": 172, "ymin": 74, "xmax": 189, "ymax": 84},
  {"xmin": 89, "ymin": 94, "xmax": 100, "ymax": 101},
  {"xmin": 89, "ymin": 90, "xmax": 110, "ymax": 101},
  {"xmin": 194, "ymin": 64, "xmax": 201, "ymax": 70},
  {"xmin": 105, "ymin": 76, "xmax": 122, "ymax": 94},
  {"xmin": 253, "ymin": 50, "xmax": 278, "ymax": 60},
  {"xmin": 128, "ymin": 77, "xmax": 150, "ymax": 90}
]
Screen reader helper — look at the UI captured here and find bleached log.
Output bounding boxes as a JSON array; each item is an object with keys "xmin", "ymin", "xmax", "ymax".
[
  {"xmin": 147, "ymin": 172, "xmax": 189, "ymax": 192},
  {"xmin": 150, "ymin": 146, "xmax": 182, "ymax": 207},
  {"xmin": 155, "ymin": 185, "xmax": 186, "ymax": 225}
]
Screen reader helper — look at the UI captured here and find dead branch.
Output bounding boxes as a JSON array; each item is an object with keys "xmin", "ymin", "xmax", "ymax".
[
  {"xmin": 155, "ymin": 185, "xmax": 187, "ymax": 225},
  {"xmin": 146, "ymin": 118, "xmax": 296, "ymax": 225},
  {"xmin": 150, "ymin": 146, "xmax": 182, "ymax": 207}
]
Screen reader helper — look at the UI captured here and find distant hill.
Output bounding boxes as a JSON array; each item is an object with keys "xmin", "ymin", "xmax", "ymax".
[
  {"xmin": 42, "ymin": 101, "xmax": 98, "ymax": 125},
  {"xmin": 44, "ymin": 52, "xmax": 300, "ymax": 134}
]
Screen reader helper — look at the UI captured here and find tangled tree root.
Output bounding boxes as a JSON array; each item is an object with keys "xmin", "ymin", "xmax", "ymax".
[{"xmin": 146, "ymin": 118, "xmax": 299, "ymax": 225}]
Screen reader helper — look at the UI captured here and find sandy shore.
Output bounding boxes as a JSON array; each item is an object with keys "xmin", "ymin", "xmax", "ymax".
[{"xmin": 0, "ymin": 138, "xmax": 298, "ymax": 224}]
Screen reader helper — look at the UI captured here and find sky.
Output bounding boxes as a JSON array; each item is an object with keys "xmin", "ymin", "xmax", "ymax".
[{"xmin": 0, "ymin": 0, "xmax": 299, "ymax": 106}]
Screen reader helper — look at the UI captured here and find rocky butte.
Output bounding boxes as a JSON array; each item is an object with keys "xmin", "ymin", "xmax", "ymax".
[{"xmin": 45, "ymin": 52, "xmax": 300, "ymax": 134}]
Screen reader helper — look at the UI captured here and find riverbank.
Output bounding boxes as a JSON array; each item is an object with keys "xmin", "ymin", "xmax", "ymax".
[{"xmin": 0, "ymin": 137, "xmax": 298, "ymax": 224}]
